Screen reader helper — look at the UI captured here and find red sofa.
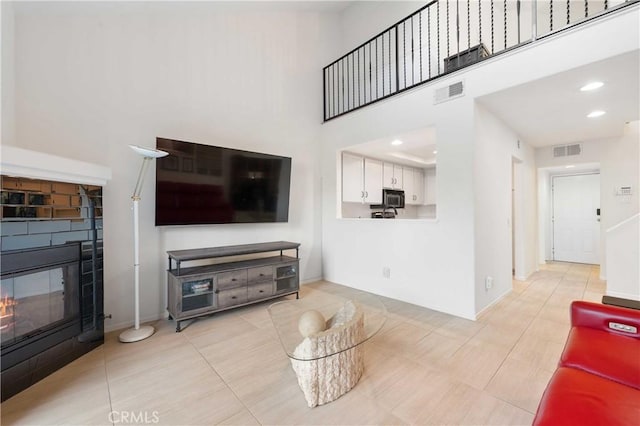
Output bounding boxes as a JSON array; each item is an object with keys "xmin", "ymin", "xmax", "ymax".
[{"xmin": 533, "ymin": 301, "xmax": 640, "ymax": 425}]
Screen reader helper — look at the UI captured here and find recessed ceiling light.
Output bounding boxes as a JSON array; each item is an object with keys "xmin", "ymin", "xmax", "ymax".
[
  {"xmin": 580, "ymin": 81, "xmax": 604, "ymax": 92},
  {"xmin": 587, "ymin": 110, "xmax": 606, "ymax": 118},
  {"xmin": 432, "ymin": 150, "xmax": 438, "ymax": 154},
  {"xmin": 391, "ymin": 139, "xmax": 403, "ymax": 146},
  {"xmin": 566, "ymin": 165, "xmax": 575, "ymax": 169}
]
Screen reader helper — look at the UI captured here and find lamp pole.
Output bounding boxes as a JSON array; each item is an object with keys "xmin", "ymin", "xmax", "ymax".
[{"xmin": 119, "ymin": 146, "xmax": 168, "ymax": 343}]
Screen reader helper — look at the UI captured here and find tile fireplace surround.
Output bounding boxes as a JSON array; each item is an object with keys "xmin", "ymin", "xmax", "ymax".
[{"xmin": 0, "ymin": 146, "xmax": 111, "ymax": 401}]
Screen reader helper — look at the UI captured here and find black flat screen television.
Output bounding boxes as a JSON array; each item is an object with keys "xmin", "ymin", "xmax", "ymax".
[{"xmin": 155, "ymin": 138, "xmax": 292, "ymax": 226}]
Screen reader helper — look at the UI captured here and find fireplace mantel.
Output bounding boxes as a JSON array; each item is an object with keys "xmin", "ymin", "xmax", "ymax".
[{"xmin": 0, "ymin": 145, "xmax": 111, "ymax": 186}]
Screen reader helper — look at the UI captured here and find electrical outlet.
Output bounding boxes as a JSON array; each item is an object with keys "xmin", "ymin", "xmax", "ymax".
[
  {"xmin": 485, "ymin": 276, "xmax": 493, "ymax": 290},
  {"xmin": 383, "ymin": 267, "xmax": 391, "ymax": 279}
]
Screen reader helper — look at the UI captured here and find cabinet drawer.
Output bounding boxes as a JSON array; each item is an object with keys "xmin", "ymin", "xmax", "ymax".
[
  {"xmin": 248, "ymin": 282, "xmax": 274, "ymax": 301},
  {"xmin": 248, "ymin": 266, "xmax": 273, "ymax": 283},
  {"xmin": 216, "ymin": 270, "xmax": 247, "ymax": 290},
  {"xmin": 217, "ymin": 287, "xmax": 248, "ymax": 308}
]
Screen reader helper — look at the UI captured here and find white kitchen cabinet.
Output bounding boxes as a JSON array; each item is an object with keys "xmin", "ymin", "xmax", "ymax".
[
  {"xmin": 404, "ymin": 167, "xmax": 425, "ymax": 205},
  {"xmin": 383, "ymin": 163, "xmax": 403, "ymax": 189},
  {"xmin": 424, "ymin": 167, "xmax": 436, "ymax": 205},
  {"xmin": 342, "ymin": 152, "xmax": 382, "ymax": 204}
]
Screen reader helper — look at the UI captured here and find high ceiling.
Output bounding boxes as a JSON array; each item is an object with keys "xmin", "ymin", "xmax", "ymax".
[{"xmin": 477, "ymin": 50, "xmax": 640, "ymax": 148}]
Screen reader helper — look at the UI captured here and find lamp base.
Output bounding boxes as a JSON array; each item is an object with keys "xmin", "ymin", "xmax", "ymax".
[{"xmin": 119, "ymin": 325, "xmax": 155, "ymax": 343}]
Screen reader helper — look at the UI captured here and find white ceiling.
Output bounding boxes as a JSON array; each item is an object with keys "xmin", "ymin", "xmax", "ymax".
[
  {"xmin": 344, "ymin": 127, "xmax": 438, "ymax": 168},
  {"xmin": 477, "ymin": 50, "xmax": 640, "ymax": 148}
]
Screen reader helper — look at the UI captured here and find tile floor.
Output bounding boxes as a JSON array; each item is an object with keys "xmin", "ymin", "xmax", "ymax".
[{"xmin": 1, "ymin": 262, "xmax": 605, "ymax": 425}]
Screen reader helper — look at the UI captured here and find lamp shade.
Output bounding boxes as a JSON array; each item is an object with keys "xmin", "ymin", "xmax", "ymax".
[{"xmin": 129, "ymin": 145, "xmax": 169, "ymax": 159}]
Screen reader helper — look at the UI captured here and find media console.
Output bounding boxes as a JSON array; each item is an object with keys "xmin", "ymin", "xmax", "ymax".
[{"xmin": 166, "ymin": 241, "xmax": 300, "ymax": 332}]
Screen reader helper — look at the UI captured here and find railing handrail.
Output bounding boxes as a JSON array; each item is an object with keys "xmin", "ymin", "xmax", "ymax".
[
  {"xmin": 323, "ymin": 0, "xmax": 640, "ymax": 122},
  {"xmin": 607, "ymin": 213, "xmax": 640, "ymax": 233}
]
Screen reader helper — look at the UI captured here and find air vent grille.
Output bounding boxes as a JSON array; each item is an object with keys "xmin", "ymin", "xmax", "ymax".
[
  {"xmin": 553, "ymin": 143, "xmax": 582, "ymax": 158},
  {"xmin": 434, "ymin": 80, "xmax": 465, "ymax": 104}
]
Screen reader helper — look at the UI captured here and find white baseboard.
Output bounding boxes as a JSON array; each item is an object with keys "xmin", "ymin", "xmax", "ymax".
[
  {"xmin": 105, "ymin": 313, "xmax": 165, "ymax": 334},
  {"xmin": 475, "ymin": 288, "xmax": 512, "ymax": 320}
]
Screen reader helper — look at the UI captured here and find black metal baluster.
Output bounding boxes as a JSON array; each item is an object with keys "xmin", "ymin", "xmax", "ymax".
[
  {"xmin": 333, "ymin": 65, "xmax": 336, "ymax": 117},
  {"xmin": 467, "ymin": 0, "xmax": 471, "ymax": 50},
  {"xmin": 504, "ymin": 0, "xmax": 507, "ymax": 50},
  {"xmin": 567, "ymin": 0, "xmax": 571, "ymax": 25},
  {"xmin": 381, "ymin": 35, "xmax": 385, "ymax": 96},
  {"xmin": 323, "ymin": 68, "xmax": 327, "ymax": 120},
  {"xmin": 357, "ymin": 49, "xmax": 361, "ymax": 107},
  {"xmin": 517, "ymin": 0, "xmax": 521, "ymax": 44},
  {"xmin": 604, "ymin": 0, "xmax": 608, "ymax": 10},
  {"xmin": 419, "ymin": 11, "xmax": 423, "ymax": 82},
  {"xmin": 479, "ymin": 0, "xmax": 482, "ymax": 48},
  {"xmin": 585, "ymin": 0, "xmax": 588, "ymax": 17},
  {"xmin": 369, "ymin": 43, "xmax": 372, "ymax": 102},
  {"xmin": 390, "ymin": 30, "xmax": 394, "ymax": 93},
  {"xmin": 322, "ymin": 67, "xmax": 330, "ymax": 121},
  {"xmin": 411, "ymin": 17, "xmax": 415, "ymax": 86},
  {"xmin": 403, "ymin": 21, "xmax": 407, "ymax": 88},
  {"xmin": 428, "ymin": 7, "xmax": 432, "ymax": 78},
  {"xmin": 456, "ymin": 0, "xmax": 460, "ymax": 55},
  {"xmin": 351, "ymin": 54, "xmax": 355, "ymax": 110},
  {"xmin": 437, "ymin": 0, "xmax": 440, "ymax": 75},
  {"xmin": 446, "ymin": 0, "xmax": 450, "ymax": 57},
  {"xmin": 550, "ymin": 0, "xmax": 554, "ymax": 31},
  {"xmin": 491, "ymin": 0, "xmax": 494, "ymax": 53},
  {"xmin": 342, "ymin": 59, "xmax": 345, "ymax": 113},
  {"xmin": 376, "ymin": 37, "xmax": 379, "ymax": 99}
]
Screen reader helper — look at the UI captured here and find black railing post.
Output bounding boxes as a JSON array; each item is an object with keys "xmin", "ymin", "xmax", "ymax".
[
  {"xmin": 517, "ymin": 0, "xmax": 521, "ymax": 44},
  {"xmin": 456, "ymin": 0, "xmax": 460, "ymax": 55},
  {"xmin": 323, "ymin": 67, "xmax": 327, "ymax": 121},
  {"xmin": 395, "ymin": 26, "xmax": 400, "ymax": 92}
]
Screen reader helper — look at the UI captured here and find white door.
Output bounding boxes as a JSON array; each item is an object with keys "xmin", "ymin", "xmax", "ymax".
[{"xmin": 552, "ymin": 174, "xmax": 600, "ymax": 264}]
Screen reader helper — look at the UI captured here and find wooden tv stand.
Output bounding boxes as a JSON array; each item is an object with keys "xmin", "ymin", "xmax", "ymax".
[{"xmin": 166, "ymin": 241, "xmax": 300, "ymax": 332}]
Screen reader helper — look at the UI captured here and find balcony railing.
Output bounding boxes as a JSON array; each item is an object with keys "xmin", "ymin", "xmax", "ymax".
[{"xmin": 323, "ymin": 0, "xmax": 638, "ymax": 121}]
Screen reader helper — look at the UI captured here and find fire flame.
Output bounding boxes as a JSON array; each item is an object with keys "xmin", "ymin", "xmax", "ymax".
[{"xmin": 0, "ymin": 294, "xmax": 17, "ymax": 331}]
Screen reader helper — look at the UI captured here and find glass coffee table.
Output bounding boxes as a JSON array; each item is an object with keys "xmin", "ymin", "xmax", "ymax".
[{"xmin": 268, "ymin": 288, "xmax": 386, "ymax": 407}]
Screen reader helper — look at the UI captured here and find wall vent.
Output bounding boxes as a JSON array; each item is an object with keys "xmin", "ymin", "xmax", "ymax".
[
  {"xmin": 553, "ymin": 143, "xmax": 582, "ymax": 158},
  {"xmin": 434, "ymin": 80, "xmax": 465, "ymax": 104}
]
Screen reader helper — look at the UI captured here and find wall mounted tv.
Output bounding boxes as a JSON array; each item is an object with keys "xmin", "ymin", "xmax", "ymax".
[{"xmin": 155, "ymin": 138, "xmax": 292, "ymax": 226}]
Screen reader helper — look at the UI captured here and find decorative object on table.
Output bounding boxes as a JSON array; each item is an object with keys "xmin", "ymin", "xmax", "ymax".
[
  {"xmin": 291, "ymin": 300, "xmax": 365, "ymax": 408},
  {"xmin": 297, "ymin": 310, "xmax": 326, "ymax": 337},
  {"xmin": 119, "ymin": 145, "xmax": 169, "ymax": 343}
]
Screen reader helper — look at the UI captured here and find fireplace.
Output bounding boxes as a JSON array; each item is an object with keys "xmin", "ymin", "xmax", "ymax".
[
  {"xmin": 1, "ymin": 244, "xmax": 81, "ymax": 370},
  {"xmin": 0, "ymin": 173, "xmax": 106, "ymax": 401}
]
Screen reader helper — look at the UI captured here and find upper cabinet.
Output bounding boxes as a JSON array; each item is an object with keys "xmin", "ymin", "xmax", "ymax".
[
  {"xmin": 424, "ymin": 167, "xmax": 436, "ymax": 205},
  {"xmin": 342, "ymin": 153, "xmax": 383, "ymax": 204},
  {"xmin": 404, "ymin": 167, "xmax": 424, "ymax": 205},
  {"xmin": 383, "ymin": 163, "xmax": 403, "ymax": 189}
]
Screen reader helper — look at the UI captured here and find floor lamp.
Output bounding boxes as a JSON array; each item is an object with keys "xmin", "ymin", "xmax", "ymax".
[{"xmin": 119, "ymin": 144, "xmax": 169, "ymax": 343}]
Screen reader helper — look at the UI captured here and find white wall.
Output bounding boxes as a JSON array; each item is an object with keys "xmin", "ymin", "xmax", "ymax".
[
  {"xmin": 8, "ymin": 1, "xmax": 340, "ymax": 331},
  {"xmin": 339, "ymin": 1, "xmax": 424, "ymax": 51},
  {"xmin": 321, "ymin": 94, "xmax": 478, "ymax": 319},
  {"xmin": 1, "ymin": 1, "xmax": 15, "ymax": 145},
  {"xmin": 473, "ymin": 103, "xmax": 537, "ymax": 314},
  {"xmin": 606, "ymin": 214, "xmax": 639, "ymax": 300},
  {"xmin": 322, "ymin": 3, "xmax": 638, "ymax": 319}
]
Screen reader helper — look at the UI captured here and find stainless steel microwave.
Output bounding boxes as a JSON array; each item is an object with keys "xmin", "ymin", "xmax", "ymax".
[{"xmin": 382, "ymin": 189, "xmax": 405, "ymax": 208}]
